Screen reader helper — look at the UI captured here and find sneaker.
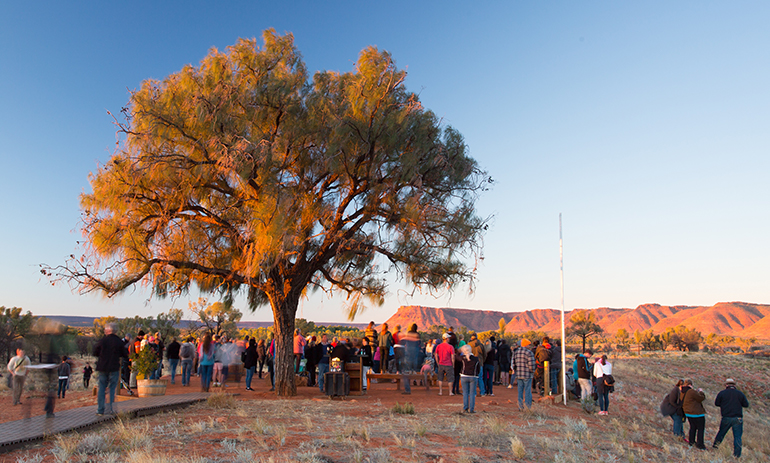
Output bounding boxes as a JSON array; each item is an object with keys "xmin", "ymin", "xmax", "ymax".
[
  {"xmin": 507, "ymin": 385, "xmax": 513, "ymax": 389},
  {"xmin": 449, "ymin": 392, "xmax": 455, "ymax": 396},
  {"xmin": 469, "ymin": 410, "xmax": 476, "ymax": 414},
  {"xmin": 488, "ymin": 393, "xmax": 495, "ymax": 397}
]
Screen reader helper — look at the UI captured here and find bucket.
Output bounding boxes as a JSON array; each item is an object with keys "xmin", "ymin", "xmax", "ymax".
[{"xmin": 137, "ymin": 379, "xmax": 168, "ymax": 397}]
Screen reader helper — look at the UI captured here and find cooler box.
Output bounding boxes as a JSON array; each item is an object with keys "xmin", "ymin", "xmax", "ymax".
[{"xmin": 324, "ymin": 372, "xmax": 350, "ymax": 398}]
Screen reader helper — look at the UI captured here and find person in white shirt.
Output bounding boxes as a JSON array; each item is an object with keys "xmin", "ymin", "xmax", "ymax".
[
  {"xmin": 593, "ymin": 354, "xmax": 613, "ymax": 415},
  {"xmin": 7, "ymin": 347, "xmax": 31, "ymax": 405}
]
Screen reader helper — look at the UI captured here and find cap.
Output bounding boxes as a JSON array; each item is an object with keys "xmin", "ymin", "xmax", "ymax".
[
  {"xmin": 520, "ymin": 338, "xmax": 531, "ymax": 347},
  {"xmin": 442, "ymin": 333, "xmax": 450, "ymax": 339},
  {"xmin": 725, "ymin": 378, "xmax": 735, "ymax": 385}
]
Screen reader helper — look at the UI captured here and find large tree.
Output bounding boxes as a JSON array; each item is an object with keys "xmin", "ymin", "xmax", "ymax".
[
  {"xmin": 44, "ymin": 30, "xmax": 489, "ymax": 396},
  {"xmin": 566, "ymin": 310, "xmax": 604, "ymax": 352},
  {"xmin": 0, "ymin": 307, "xmax": 34, "ymax": 362}
]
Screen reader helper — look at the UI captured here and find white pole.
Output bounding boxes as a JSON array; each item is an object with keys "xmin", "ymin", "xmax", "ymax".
[{"xmin": 560, "ymin": 213, "xmax": 567, "ymax": 406}]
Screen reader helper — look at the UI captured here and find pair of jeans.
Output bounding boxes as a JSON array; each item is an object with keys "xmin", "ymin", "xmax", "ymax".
[
  {"xmin": 168, "ymin": 359, "xmax": 179, "ymax": 384},
  {"xmin": 671, "ymin": 413, "xmax": 684, "ymax": 436},
  {"xmin": 97, "ymin": 370, "xmax": 120, "ymax": 414},
  {"xmin": 199, "ymin": 364, "xmax": 213, "ymax": 391},
  {"xmin": 181, "ymin": 359, "xmax": 193, "ymax": 386},
  {"xmin": 687, "ymin": 415, "xmax": 706, "ymax": 449},
  {"xmin": 461, "ymin": 376, "xmax": 476, "ymax": 411},
  {"xmin": 713, "ymin": 416, "xmax": 743, "ymax": 457},
  {"xmin": 317, "ymin": 362, "xmax": 329, "ymax": 392},
  {"xmin": 477, "ymin": 370, "xmax": 485, "ymax": 395},
  {"xmin": 483, "ymin": 364, "xmax": 495, "ymax": 394},
  {"xmin": 58, "ymin": 378, "xmax": 68, "ymax": 398},
  {"xmin": 245, "ymin": 366, "xmax": 255, "ymax": 389},
  {"xmin": 596, "ymin": 381, "xmax": 609, "ymax": 411},
  {"xmin": 578, "ymin": 378, "xmax": 593, "ymax": 400},
  {"xmin": 517, "ymin": 377, "xmax": 533, "ymax": 410},
  {"xmin": 550, "ymin": 367, "xmax": 560, "ymax": 394}
]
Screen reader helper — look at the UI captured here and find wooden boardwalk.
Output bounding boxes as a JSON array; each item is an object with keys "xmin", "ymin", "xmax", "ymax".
[{"xmin": 0, "ymin": 392, "xmax": 209, "ymax": 454}]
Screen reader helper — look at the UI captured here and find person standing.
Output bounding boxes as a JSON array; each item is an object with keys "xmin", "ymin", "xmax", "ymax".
[
  {"xmin": 511, "ymin": 339, "xmax": 536, "ymax": 410},
  {"xmin": 468, "ymin": 334, "xmax": 486, "ymax": 396},
  {"xmin": 316, "ymin": 334, "xmax": 331, "ymax": 393},
  {"xmin": 359, "ymin": 336, "xmax": 373, "ymax": 391},
  {"xmin": 57, "ymin": 356, "xmax": 71, "ymax": 399},
  {"xmin": 243, "ymin": 338, "xmax": 258, "ymax": 391},
  {"xmin": 534, "ymin": 337, "xmax": 552, "ymax": 396},
  {"xmin": 166, "ymin": 337, "xmax": 181, "ymax": 385},
  {"xmin": 549, "ymin": 339, "xmax": 562, "ymax": 395},
  {"xmin": 434, "ymin": 333, "xmax": 456, "ymax": 396},
  {"xmin": 256, "ymin": 339, "xmax": 267, "ymax": 379},
  {"xmin": 179, "ymin": 337, "xmax": 195, "ymax": 387},
  {"xmin": 574, "ymin": 348, "xmax": 594, "ymax": 401},
  {"xmin": 400, "ymin": 324, "xmax": 422, "ymax": 395},
  {"xmin": 93, "ymin": 323, "xmax": 128, "ymax": 415},
  {"xmin": 364, "ymin": 321, "xmax": 379, "ymax": 346},
  {"xmin": 459, "ymin": 344, "xmax": 481, "ymax": 413},
  {"xmin": 661, "ymin": 379, "xmax": 685, "ymax": 438},
  {"xmin": 7, "ymin": 347, "xmax": 31, "ymax": 405},
  {"xmin": 483, "ymin": 336, "xmax": 496, "ymax": 396},
  {"xmin": 198, "ymin": 333, "xmax": 215, "ymax": 392},
  {"xmin": 378, "ymin": 324, "xmax": 394, "ymax": 373},
  {"xmin": 82, "ymin": 362, "xmax": 93, "ymax": 389},
  {"xmin": 293, "ymin": 329, "xmax": 307, "ymax": 374},
  {"xmin": 712, "ymin": 378, "xmax": 749, "ymax": 458},
  {"xmin": 593, "ymin": 354, "xmax": 613, "ymax": 415},
  {"xmin": 681, "ymin": 379, "xmax": 707, "ymax": 450}
]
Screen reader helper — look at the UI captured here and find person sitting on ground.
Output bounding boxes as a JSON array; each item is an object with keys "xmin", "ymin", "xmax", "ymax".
[{"xmin": 712, "ymin": 378, "xmax": 749, "ymax": 458}]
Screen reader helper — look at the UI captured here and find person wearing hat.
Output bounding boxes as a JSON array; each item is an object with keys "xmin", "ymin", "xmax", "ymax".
[
  {"xmin": 511, "ymin": 339, "xmax": 536, "ymax": 410},
  {"xmin": 434, "ymin": 333, "xmax": 456, "ymax": 396},
  {"xmin": 712, "ymin": 378, "xmax": 749, "ymax": 458}
]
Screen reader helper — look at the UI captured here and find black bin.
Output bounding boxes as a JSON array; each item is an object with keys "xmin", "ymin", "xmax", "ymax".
[{"xmin": 324, "ymin": 372, "xmax": 350, "ymax": 398}]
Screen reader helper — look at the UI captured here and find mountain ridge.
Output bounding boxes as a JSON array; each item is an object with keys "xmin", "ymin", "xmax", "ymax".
[{"xmin": 384, "ymin": 302, "xmax": 770, "ymax": 339}]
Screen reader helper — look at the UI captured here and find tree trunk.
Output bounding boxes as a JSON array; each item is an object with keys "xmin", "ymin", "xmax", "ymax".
[{"xmin": 271, "ymin": 292, "xmax": 301, "ymax": 397}]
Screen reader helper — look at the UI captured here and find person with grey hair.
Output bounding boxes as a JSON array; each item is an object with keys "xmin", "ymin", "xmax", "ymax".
[
  {"xmin": 93, "ymin": 323, "xmax": 128, "ymax": 415},
  {"xmin": 7, "ymin": 347, "xmax": 30, "ymax": 405},
  {"xmin": 459, "ymin": 344, "xmax": 481, "ymax": 413}
]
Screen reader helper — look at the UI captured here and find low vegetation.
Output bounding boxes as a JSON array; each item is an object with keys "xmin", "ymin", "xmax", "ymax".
[{"xmin": 8, "ymin": 352, "xmax": 770, "ymax": 462}]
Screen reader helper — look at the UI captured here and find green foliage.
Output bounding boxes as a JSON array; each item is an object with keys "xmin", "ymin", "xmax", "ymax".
[
  {"xmin": 615, "ymin": 328, "xmax": 631, "ymax": 351},
  {"xmin": 48, "ymin": 30, "xmax": 488, "ymax": 397},
  {"xmin": 566, "ymin": 311, "xmax": 603, "ymax": 352},
  {"xmin": 189, "ymin": 298, "xmax": 242, "ymax": 338},
  {"xmin": 661, "ymin": 325, "xmax": 702, "ymax": 352},
  {"xmin": 391, "ymin": 402, "xmax": 415, "ymax": 415},
  {"xmin": 132, "ymin": 345, "xmax": 159, "ymax": 377},
  {"xmin": 634, "ymin": 329, "xmax": 664, "ymax": 351},
  {"xmin": 0, "ymin": 306, "xmax": 34, "ymax": 362}
]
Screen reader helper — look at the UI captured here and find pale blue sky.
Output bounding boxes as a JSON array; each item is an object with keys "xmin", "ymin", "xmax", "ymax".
[{"xmin": 1, "ymin": 1, "xmax": 768, "ymax": 323}]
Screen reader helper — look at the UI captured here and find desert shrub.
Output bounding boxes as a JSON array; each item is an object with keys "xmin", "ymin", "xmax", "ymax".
[
  {"xmin": 207, "ymin": 392, "xmax": 237, "ymax": 409},
  {"xmin": 391, "ymin": 402, "xmax": 414, "ymax": 415},
  {"xmin": 510, "ymin": 436, "xmax": 526, "ymax": 458}
]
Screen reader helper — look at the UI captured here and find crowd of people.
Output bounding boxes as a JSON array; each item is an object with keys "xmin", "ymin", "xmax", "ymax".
[{"xmin": 6, "ymin": 320, "xmax": 750, "ymax": 458}]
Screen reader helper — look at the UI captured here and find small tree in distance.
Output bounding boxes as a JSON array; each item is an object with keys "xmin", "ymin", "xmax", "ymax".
[{"xmin": 566, "ymin": 310, "xmax": 604, "ymax": 353}]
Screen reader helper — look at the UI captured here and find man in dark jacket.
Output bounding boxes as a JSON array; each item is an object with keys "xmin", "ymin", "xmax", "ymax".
[
  {"xmin": 166, "ymin": 337, "xmax": 181, "ymax": 385},
  {"xmin": 712, "ymin": 378, "xmax": 749, "ymax": 457},
  {"xmin": 534, "ymin": 337, "xmax": 552, "ymax": 396},
  {"xmin": 93, "ymin": 323, "xmax": 128, "ymax": 415}
]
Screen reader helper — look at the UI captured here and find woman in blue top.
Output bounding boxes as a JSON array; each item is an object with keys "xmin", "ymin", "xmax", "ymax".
[{"xmin": 198, "ymin": 334, "xmax": 215, "ymax": 392}]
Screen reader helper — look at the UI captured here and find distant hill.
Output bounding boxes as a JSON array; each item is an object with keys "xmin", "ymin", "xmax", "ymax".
[
  {"xmin": 384, "ymin": 302, "xmax": 770, "ymax": 340},
  {"xmin": 39, "ymin": 316, "xmax": 367, "ymax": 331}
]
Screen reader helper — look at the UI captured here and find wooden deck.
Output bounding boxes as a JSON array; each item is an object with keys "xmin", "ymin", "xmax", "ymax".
[{"xmin": 0, "ymin": 392, "xmax": 210, "ymax": 454}]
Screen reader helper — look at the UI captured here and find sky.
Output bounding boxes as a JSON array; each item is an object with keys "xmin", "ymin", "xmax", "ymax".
[{"xmin": 1, "ymin": 1, "xmax": 769, "ymax": 324}]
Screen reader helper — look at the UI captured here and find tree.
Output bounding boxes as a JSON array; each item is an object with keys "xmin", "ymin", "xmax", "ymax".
[
  {"xmin": 189, "ymin": 298, "xmax": 242, "ymax": 339},
  {"xmin": 0, "ymin": 307, "xmax": 34, "ymax": 363},
  {"xmin": 155, "ymin": 308, "xmax": 184, "ymax": 341},
  {"xmin": 634, "ymin": 329, "xmax": 664, "ymax": 351},
  {"xmin": 44, "ymin": 30, "xmax": 489, "ymax": 397},
  {"xmin": 662, "ymin": 325, "xmax": 702, "ymax": 352},
  {"xmin": 566, "ymin": 310, "xmax": 604, "ymax": 352},
  {"xmin": 498, "ymin": 317, "xmax": 507, "ymax": 337},
  {"xmin": 93, "ymin": 316, "xmax": 119, "ymax": 338},
  {"xmin": 614, "ymin": 328, "xmax": 631, "ymax": 351}
]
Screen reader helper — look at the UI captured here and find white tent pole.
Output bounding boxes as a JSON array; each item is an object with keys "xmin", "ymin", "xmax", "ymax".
[{"xmin": 560, "ymin": 213, "xmax": 567, "ymax": 406}]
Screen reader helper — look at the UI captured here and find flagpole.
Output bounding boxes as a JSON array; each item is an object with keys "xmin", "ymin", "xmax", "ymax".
[{"xmin": 560, "ymin": 213, "xmax": 567, "ymax": 405}]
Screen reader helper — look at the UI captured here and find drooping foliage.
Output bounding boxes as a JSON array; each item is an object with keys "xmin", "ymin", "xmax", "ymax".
[{"xmin": 45, "ymin": 30, "xmax": 490, "ymax": 396}]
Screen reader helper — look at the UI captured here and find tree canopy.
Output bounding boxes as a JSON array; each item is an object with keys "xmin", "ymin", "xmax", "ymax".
[
  {"xmin": 0, "ymin": 307, "xmax": 34, "ymax": 362},
  {"xmin": 566, "ymin": 310, "xmax": 604, "ymax": 352},
  {"xmin": 45, "ymin": 30, "xmax": 489, "ymax": 396}
]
